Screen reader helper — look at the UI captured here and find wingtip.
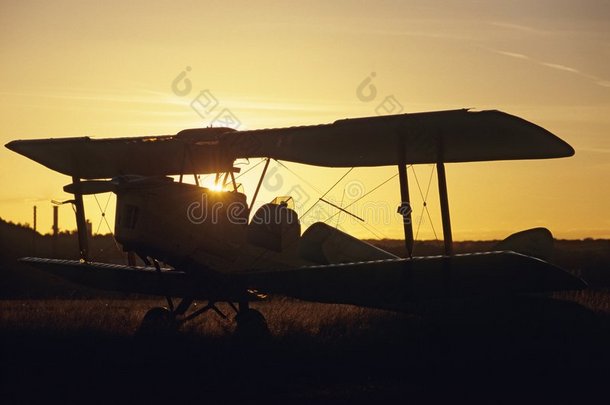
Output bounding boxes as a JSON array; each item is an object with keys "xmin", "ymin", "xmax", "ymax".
[
  {"xmin": 4, "ymin": 139, "xmax": 30, "ymax": 154},
  {"xmin": 5, "ymin": 140, "xmax": 17, "ymax": 151},
  {"xmin": 557, "ymin": 139, "xmax": 575, "ymax": 158}
]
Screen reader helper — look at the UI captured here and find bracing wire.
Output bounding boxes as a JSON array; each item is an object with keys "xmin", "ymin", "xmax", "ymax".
[
  {"xmin": 322, "ymin": 173, "xmax": 399, "ymax": 224},
  {"xmin": 299, "ymin": 167, "xmax": 354, "ymax": 220},
  {"xmin": 93, "ymin": 193, "xmax": 113, "ymax": 235},
  {"xmin": 274, "ymin": 159, "xmax": 325, "ymax": 196},
  {"xmin": 411, "ymin": 164, "xmax": 439, "ymax": 241},
  {"xmin": 233, "ymin": 163, "xmax": 355, "ymax": 270},
  {"xmin": 233, "ymin": 158, "xmax": 267, "ymax": 181},
  {"xmin": 92, "ymin": 193, "xmax": 122, "ymax": 254},
  {"xmin": 336, "ymin": 189, "xmax": 345, "ymax": 228}
]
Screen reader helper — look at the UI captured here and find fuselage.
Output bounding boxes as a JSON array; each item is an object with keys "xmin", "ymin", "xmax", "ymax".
[{"xmin": 114, "ymin": 178, "xmax": 309, "ymax": 273}]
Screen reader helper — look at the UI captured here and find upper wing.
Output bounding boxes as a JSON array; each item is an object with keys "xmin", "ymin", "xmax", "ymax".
[
  {"xmin": 5, "ymin": 127, "xmax": 236, "ymax": 179},
  {"xmin": 223, "ymin": 109, "xmax": 574, "ymax": 167},
  {"xmin": 6, "ymin": 110, "xmax": 574, "ymax": 179}
]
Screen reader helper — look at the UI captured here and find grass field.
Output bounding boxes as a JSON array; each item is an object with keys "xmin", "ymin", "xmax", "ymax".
[
  {"xmin": 1, "ymin": 292, "xmax": 609, "ymax": 404},
  {"xmin": 2, "ymin": 221, "xmax": 609, "ymax": 403}
]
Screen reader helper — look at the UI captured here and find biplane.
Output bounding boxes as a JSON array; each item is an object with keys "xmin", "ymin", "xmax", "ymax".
[{"xmin": 5, "ymin": 109, "xmax": 586, "ymax": 334}]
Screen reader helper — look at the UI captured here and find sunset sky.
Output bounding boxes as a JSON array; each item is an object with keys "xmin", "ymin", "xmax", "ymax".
[{"xmin": 1, "ymin": 0, "xmax": 609, "ymax": 241}]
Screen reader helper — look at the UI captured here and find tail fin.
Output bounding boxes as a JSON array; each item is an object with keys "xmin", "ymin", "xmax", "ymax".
[{"xmin": 495, "ymin": 227, "xmax": 554, "ymax": 261}]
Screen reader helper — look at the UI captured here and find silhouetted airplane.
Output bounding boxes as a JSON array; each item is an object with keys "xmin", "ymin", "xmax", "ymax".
[{"xmin": 5, "ymin": 109, "xmax": 585, "ymax": 334}]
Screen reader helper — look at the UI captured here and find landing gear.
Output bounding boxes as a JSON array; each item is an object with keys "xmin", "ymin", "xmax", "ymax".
[
  {"xmin": 136, "ymin": 306, "xmax": 177, "ymax": 337},
  {"xmin": 234, "ymin": 302, "xmax": 269, "ymax": 339},
  {"xmin": 136, "ymin": 299, "xmax": 269, "ymax": 339},
  {"xmin": 135, "ymin": 297, "xmax": 191, "ymax": 338}
]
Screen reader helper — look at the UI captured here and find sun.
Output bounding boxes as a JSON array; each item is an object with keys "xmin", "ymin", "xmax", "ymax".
[{"xmin": 209, "ymin": 183, "xmax": 224, "ymax": 192}]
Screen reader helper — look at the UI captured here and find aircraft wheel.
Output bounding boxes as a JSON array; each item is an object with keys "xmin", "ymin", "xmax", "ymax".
[
  {"xmin": 234, "ymin": 308, "xmax": 269, "ymax": 339},
  {"xmin": 136, "ymin": 306, "xmax": 178, "ymax": 337}
]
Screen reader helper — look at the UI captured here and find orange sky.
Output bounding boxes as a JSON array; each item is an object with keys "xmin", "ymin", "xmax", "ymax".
[{"xmin": 1, "ymin": 0, "xmax": 609, "ymax": 241}]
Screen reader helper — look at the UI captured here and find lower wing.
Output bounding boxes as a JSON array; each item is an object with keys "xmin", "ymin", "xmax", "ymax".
[
  {"xmin": 242, "ymin": 251, "xmax": 586, "ymax": 311},
  {"xmin": 19, "ymin": 251, "xmax": 585, "ymax": 311},
  {"xmin": 17, "ymin": 257, "xmax": 250, "ymax": 301}
]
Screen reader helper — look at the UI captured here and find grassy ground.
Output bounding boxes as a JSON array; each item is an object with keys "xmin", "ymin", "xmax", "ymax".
[
  {"xmin": 1, "ymin": 293, "xmax": 609, "ymax": 404},
  {"xmin": 1, "ymin": 221, "xmax": 609, "ymax": 403}
]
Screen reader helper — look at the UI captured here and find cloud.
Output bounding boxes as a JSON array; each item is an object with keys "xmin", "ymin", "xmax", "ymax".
[
  {"xmin": 490, "ymin": 49, "xmax": 530, "ymax": 60},
  {"xmin": 540, "ymin": 62, "xmax": 580, "ymax": 74},
  {"xmin": 487, "ymin": 47, "xmax": 610, "ymax": 90},
  {"xmin": 578, "ymin": 147, "xmax": 610, "ymax": 154},
  {"xmin": 0, "ymin": 89, "xmax": 178, "ymax": 106},
  {"xmin": 488, "ymin": 22, "xmax": 551, "ymax": 36}
]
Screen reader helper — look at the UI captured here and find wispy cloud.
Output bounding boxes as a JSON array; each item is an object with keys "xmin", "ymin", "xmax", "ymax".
[
  {"xmin": 487, "ymin": 47, "xmax": 610, "ymax": 90},
  {"xmin": 540, "ymin": 62, "xmax": 580, "ymax": 74},
  {"xmin": 578, "ymin": 147, "xmax": 610, "ymax": 154},
  {"xmin": 0, "ymin": 89, "xmax": 178, "ymax": 106},
  {"xmin": 488, "ymin": 21, "xmax": 552, "ymax": 36},
  {"xmin": 368, "ymin": 29, "xmax": 475, "ymax": 41},
  {"xmin": 489, "ymin": 49, "xmax": 530, "ymax": 60}
]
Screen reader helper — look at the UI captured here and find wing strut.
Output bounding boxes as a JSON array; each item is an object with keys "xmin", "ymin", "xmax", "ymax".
[
  {"xmin": 249, "ymin": 158, "xmax": 271, "ymax": 211},
  {"xmin": 436, "ymin": 162, "xmax": 453, "ymax": 256},
  {"xmin": 397, "ymin": 144, "xmax": 414, "ymax": 257},
  {"xmin": 71, "ymin": 177, "xmax": 89, "ymax": 261}
]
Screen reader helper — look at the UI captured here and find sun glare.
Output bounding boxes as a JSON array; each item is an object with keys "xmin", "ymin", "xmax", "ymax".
[{"xmin": 209, "ymin": 183, "xmax": 225, "ymax": 192}]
